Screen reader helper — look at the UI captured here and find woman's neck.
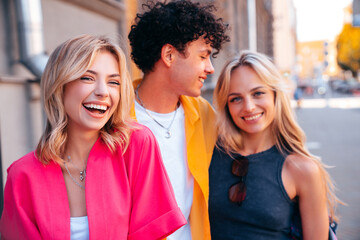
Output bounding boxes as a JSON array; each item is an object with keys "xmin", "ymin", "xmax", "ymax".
[
  {"xmin": 64, "ymin": 129, "xmax": 99, "ymax": 165},
  {"xmin": 240, "ymin": 130, "xmax": 275, "ymax": 156}
]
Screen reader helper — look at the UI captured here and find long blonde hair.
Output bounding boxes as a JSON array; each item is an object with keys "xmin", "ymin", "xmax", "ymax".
[
  {"xmin": 213, "ymin": 50, "xmax": 340, "ymax": 221},
  {"xmin": 36, "ymin": 34, "xmax": 134, "ymax": 164}
]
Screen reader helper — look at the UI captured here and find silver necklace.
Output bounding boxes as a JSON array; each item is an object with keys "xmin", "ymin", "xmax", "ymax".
[
  {"xmin": 63, "ymin": 155, "xmax": 87, "ymax": 190},
  {"xmin": 135, "ymin": 85, "xmax": 179, "ymax": 139},
  {"xmin": 64, "ymin": 161, "xmax": 85, "ymax": 190},
  {"xmin": 67, "ymin": 155, "xmax": 86, "ymax": 181}
]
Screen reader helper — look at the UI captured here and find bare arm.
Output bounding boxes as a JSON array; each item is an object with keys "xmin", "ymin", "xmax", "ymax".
[{"xmin": 284, "ymin": 154, "xmax": 329, "ymax": 240}]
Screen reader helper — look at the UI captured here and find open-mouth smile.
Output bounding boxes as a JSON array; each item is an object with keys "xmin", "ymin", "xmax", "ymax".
[
  {"xmin": 83, "ymin": 103, "xmax": 109, "ymax": 114},
  {"xmin": 242, "ymin": 113, "xmax": 263, "ymax": 121}
]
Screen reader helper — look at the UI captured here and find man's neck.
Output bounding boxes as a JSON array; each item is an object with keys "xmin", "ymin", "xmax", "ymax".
[{"xmin": 135, "ymin": 72, "xmax": 181, "ymax": 113}]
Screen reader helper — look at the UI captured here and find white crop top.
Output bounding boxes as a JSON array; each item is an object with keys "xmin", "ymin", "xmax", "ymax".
[{"xmin": 70, "ymin": 216, "xmax": 89, "ymax": 240}]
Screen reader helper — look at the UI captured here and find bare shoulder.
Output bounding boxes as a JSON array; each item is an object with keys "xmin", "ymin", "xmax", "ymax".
[
  {"xmin": 285, "ymin": 153, "xmax": 324, "ymax": 194},
  {"xmin": 285, "ymin": 153, "xmax": 321, "ymax": 177}
]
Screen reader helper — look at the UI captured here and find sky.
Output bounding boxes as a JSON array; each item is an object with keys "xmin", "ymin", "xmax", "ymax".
[{"xmin": 293, "ymin": 0, "xmax": 353, "ymax": 42}]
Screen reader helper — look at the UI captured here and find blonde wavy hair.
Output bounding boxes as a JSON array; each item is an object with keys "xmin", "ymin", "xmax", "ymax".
[
  {"xmin": 213, "ymin": 50, "xmax": 340, "ymax": 221},
  {"xmin": 36, "ymin": 34, "xmax": 134, "ymax": 164}
]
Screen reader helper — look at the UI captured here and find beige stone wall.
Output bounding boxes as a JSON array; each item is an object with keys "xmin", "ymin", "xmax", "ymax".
[
  {"xmin": 256, "ymin": 0, "xmax": 273, "ymax": 57},
  {"xmin": 42, "ymin": 0, "xmax": 121, "ymax": 52},
  {"xmin": 0, "ymin": 81, "xmax": 43, "ymax": 170},
  {"xmin": 0, "ymin": 2, "xmax": 8, "ymax": 75},
  {"xmin": 273, "ymin": 0, "xmax": 297, "ymax": 74}
]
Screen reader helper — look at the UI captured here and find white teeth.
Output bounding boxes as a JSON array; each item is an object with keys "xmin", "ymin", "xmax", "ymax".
[
  {"xmin": 244, "ymin": 113, "xmax": 262, "ymax": 121},
  {"xmin": 84, "ymin": 103, "xmax": 108, "ymax": 111},
  {"xmin": 200, "ymin": 78, "xmax": 204, "ymax": 83}
]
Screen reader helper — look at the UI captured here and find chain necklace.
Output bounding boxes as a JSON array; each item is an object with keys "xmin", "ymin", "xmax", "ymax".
[
  {"xmin": 67, "ymin": 156, "xmax": 86, "ymax": 181},
  {"xmin": 135, "ymin": 85, "xmax": 179, "ymax": 139},
  {"xmin": 63, "ymin": 155, "xmax": 87, "ymax": 190},
  {"xmin": 64, "ymin": 161, "xmax": 85, "ymax": 190}
]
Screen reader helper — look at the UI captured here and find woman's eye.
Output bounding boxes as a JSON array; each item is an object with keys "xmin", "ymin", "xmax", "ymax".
[
  {"xmin": 80, "ymin": 76, "xmax": 93, "ymax": 81},
  {"xmin": 253, "ymin": 91, "xmax": 265, "ymax": 97},
  {"xmin": 109, "ymin": 80, "xmax": 120, "ymax": 86},
  {"xmin": 229, "ymin": 97, "xmax": 242, "ymax": 103}
]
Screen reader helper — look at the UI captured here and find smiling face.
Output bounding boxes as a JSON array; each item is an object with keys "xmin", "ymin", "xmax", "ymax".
[
  {"xmin": 170, "ymin": 37, "xmax": 215, "ymax": 97},
  {"xmin": 227, "ymin": 65, "xmax": 275, "ymax": 138},
  {"xmin": 63, "ymin": 50, "xmax": 121, "ymax": 136}
]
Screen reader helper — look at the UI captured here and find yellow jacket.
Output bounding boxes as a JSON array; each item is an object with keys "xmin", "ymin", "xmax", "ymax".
[{"xmin": 131, "ymin": 80, "xmax": 217, "ymax": 240}]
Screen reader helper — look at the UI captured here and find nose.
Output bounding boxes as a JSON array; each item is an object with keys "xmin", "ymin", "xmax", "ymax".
[
  {"xmin": 94, "ymin": 79, "xmax": 109, "ymax": 97},
  {"xmin": 244, "ymin": 97, "xmax": 255, "ymax": 112},
  {"xmin": 205, "ymin": 59, "xmax": 215, "ymax": 75}
]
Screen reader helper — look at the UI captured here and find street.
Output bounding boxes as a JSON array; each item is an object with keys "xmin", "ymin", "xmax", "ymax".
[{"xmin": 295, "ymin": 95, "xmax": 360, "ymax": 240}]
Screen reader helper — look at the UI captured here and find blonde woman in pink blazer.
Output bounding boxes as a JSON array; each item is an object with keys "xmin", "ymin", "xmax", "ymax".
[{"xmin": 0, "ymin": 34, "xmax": 186, "ymax": 240}]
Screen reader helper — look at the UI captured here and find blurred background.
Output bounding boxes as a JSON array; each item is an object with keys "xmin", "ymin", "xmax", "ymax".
[{"xmin": 0, "ymin": 0, "xmax": 359, "ymax": 238}]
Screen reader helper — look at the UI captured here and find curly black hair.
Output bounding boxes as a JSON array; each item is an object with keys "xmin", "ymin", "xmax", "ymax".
[{"xmin": 128, "ymin": 0, "xmax": 229, "ymax": 74}]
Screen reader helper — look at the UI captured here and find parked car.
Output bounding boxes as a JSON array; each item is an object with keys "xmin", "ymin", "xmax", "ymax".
[{"xmin": 330, "ymin": 79, "xmax": 360, "ymax": 94}]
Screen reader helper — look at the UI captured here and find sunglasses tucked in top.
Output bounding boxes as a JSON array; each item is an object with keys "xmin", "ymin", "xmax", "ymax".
[{"xmin": 229, "ymin": 156, "xmax": 249, "ymax": 205}]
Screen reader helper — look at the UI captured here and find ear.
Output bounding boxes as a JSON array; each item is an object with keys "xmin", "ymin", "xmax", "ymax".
[{"xmin": 161, "ymin": 44, "xmax": 175, "ymax": 67}]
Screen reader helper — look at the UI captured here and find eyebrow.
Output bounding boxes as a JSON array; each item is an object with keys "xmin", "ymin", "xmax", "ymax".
[
  {"xmin": 199, "ymin": 49, "xmax": 212, "ymax": 56},
  {"xmin": 86, "ymin": 70, "xmax": 120, "ymax": 78},
  {"xmin": 109, "ymin": 74, "xmax": 121, "ymax": 78},
  {"xmin": 228, "ymin": 86, "xmax": 267, "ymax": 97}
]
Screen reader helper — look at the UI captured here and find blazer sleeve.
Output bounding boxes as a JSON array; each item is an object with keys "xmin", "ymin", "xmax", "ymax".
[
  {"xmin": 125, "ymin": 127, "xmax": 186, "ymax": 240},
  {"xmin": 0, "ymin": 162, "xmax": 42, "ymax": 240}
]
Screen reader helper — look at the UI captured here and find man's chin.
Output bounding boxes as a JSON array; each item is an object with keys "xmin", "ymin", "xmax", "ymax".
[
  {"xmin": 181, "ymin": 88, "xmax": 202, "ymax": 98},
  {"xmin": 189, "ymin": 92, "xmax": 201, "ymax": 98}
]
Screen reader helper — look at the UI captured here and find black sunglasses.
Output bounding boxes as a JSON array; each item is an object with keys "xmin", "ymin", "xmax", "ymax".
[{"xmin": 229, "ymin": 156, "xmax": 249, "ymax": 205}]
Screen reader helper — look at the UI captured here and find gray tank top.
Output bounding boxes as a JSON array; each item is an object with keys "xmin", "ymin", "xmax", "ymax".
[{"xmin": 209, "ymin": 144, "xmax": 299, "ymax": 240}]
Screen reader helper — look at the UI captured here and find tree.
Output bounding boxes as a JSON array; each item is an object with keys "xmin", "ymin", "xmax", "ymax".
[{"xmin": 337, "ymin": 23, "xmax": 360, "ymax": 76}]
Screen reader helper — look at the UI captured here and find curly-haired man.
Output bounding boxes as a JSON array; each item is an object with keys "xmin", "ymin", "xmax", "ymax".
[{"xmin": 128, "ymin": 1, "xmax": 229, "ymax": 239}]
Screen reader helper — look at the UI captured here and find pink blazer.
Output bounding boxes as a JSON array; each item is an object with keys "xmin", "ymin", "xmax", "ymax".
[{"xmin": 0, "ymin": 125, "xmax": 186, "ymax": 239}]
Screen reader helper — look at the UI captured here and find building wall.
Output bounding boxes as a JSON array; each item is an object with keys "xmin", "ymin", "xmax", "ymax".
[
  {"xmin": 273, "ymin": 0, "xmax": 297, "ymax": 75},
  {"xmin": 325, "ymin": 40, "xmax": 342, "ymax": 77},
  {"xmin": 224, "ymin": 0, "xmax": 249, "ymax": 54},
  {"xmin": 0, "ymin": 0, "xmax": 44, "ymax": 188},
  {"xmin": 0, "ymin": 1, "xmax": 9, "ymax": 75},
  {"xmin": 42, "ymin": 1, "xmax": 120, "ymax": 51},
  {"xmin": 256, "ymin": 0, "xmax": 273, "ymax": 57},
  {"xmin": 297, "ymin": 40, "xmax": 341, "ymax": 81}
]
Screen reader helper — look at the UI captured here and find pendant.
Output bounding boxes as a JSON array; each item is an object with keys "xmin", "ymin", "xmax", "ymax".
[
  {"xmin": 80, "ymin": 171, "xmax": 85, "ymax": 181},
  {"xmin": 165, "ymin": 130, "xmax": 171, "ymax": 139}
]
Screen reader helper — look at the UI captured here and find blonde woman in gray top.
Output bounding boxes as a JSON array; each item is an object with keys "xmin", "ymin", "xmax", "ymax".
[{"xmin": 209, "ymin": 51, "xmax": 341, "ymax": 239}]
